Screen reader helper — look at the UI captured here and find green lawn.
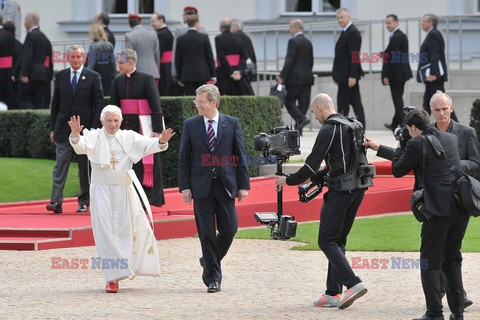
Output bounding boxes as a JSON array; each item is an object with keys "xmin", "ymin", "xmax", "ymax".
[
  {"xmin": 0, "ymin": 158, "xmax": 81, "ymax": 202},
  {"xmin": 236, "ymin": 214, "xmax": 480, "ymax": 252}
]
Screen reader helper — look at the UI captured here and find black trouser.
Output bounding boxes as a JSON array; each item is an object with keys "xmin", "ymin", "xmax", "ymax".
[
  {"xmin": 318, "ymin": 189, "xmax": 365, "ymax": 296},
  {"xmin": 17, "ymin": 80, "xmax": 51, "ymax": 109},
  {"xmin": 337, "ymin": 81, "xmax": 366, "ymax": 129},
  {"xmin": 193, "ymin": 178, "xmax": 238, "ymax": 284},
  {"xmin": 423, "ymin": 80, "xmax": 458, "ymax": 122},
  {"xmin": 285, "ymin": 84, "xmax": 311, "ymax": 123},
  {"xmin": 420, "ymin": 198, "xmax": 469, "ymax": 318},
  {"xmin": 389, "ymin": 82, "xmax": 406, "ymax": 129},
  {"xmin": 183, "ymin": 81, "xmax": 206, "ymax": 96}
]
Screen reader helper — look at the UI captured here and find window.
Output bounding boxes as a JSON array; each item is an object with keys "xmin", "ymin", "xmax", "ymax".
[
  {"xmin": 102, "ymin": 0, "xmax": 154, "ymax": 15},
  {"xmin": 284, "ymin": 0, "xmax": 338, "ymax": 15}
]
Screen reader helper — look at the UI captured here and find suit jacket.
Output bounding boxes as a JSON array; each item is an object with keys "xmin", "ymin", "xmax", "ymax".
[
  {"xmin": 379, "ymin": 121, "xmax": 480, "ymax": 178},
  {"xmin": 417, "ymin": 27, "xmax": 447, "ymax": 82},
  {"xmin": 125, "ymin": 26, "xmax": 160, "ymax": 78},
  {"xmin": 437, "ymin": 120, "xmax": 480, "ymax": 176},
  {"xmin": 86, "ymin": 39, "xmax": 116, "ymax": 96},
  {"xmin": 171, "ymin": 25, "xmax": 207, "ymax": 77},
  {"xmin": 104, "ymin": 26, "xmax": 116, "ymax": 48},
  {"xmin": 280, "ymin": 33, "xmax": 314, "ymax": 86},
  {"xmin": 20, "ymin": 28, "xmax": 53, "ymax": 81},
  {"xmin": 392, "ymin": 127, "xmax": 461, "ymax": 217},
  {"xmin": 234, "ymin": 31, "xmax": 257, "ymax": 64},
  {"xmin": 175, "ymin": 30, "xmax": 215, "ymax": 83},
  {"xmin": 178, "ymin": 113, "xmax": 250, "ymax": 199},
  {"xmin": 50, "ymin": 67, "xmax": 104, "ymax": 143},
  {"xmin": 12, "ymin": 38, "xmax": 23, "ymax": 80},
  {"xmin": 381, "ymin": 29, "xmax": 413, "ymax": 84},
  {"xmin": 332, "ymin": 24, "xmax": 364, "ymax": 82}
]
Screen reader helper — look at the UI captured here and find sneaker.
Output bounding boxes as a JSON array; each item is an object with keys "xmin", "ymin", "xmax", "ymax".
[
  {"xmin": 337, "ymin": 282, "xmax": 368, "ymax": 309},
  {"xmin": 313, "ymin": 294, "xmax": 341, "ymax": 307}
]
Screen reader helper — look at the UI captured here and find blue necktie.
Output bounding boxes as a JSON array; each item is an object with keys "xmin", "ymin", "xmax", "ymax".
[
  {"xmin": 207, "ymin": 119, "xmax": 216, "ymax": 152},
  {"xmin": 71, "ymin": 71, "xmax": 77, "ymax": 93}
]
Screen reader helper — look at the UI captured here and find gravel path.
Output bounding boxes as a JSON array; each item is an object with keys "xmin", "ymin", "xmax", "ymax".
[{"xmin": 1, "ymin": 238, "xmax": 479, "ymax": 319}]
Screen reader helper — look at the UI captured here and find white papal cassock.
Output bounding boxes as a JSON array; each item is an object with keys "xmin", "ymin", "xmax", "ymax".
[{"xmin": 70, "ymin": 127, "xmax": 168, "ymax": 283}]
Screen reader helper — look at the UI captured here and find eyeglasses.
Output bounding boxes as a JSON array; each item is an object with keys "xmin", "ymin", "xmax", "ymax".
[{"xmin": 193, "ymin": 100, "xmax": 212, "ymax": 105}]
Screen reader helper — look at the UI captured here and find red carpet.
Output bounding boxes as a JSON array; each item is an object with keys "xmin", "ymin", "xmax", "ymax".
[{"xmin": 0, "ymin": 161, "xmax": 414, "ymax": 250}]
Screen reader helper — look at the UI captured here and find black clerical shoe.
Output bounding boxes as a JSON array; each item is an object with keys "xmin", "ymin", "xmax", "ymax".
[
  {"xmin": 76, "ymin": 204, "xmax": 88, "ymax": 213},
  {"xmin": 46, "ymin": 202, "xmax": 62, "ymax": 214},
  {"xmin": 207, "ymin": 281, "xmax": 221, "ymax": 293}
]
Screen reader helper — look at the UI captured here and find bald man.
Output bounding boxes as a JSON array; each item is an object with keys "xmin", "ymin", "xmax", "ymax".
[
  {"xmin": 276, "ymin": 93, "xmax": 368, "ymax": 309},
  {"xmin": 432, "ymin": 91, "xmax": 479, "ymax": 310}
]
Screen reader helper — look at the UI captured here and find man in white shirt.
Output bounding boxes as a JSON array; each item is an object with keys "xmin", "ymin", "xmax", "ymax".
[{"xmin": 69, "ymin": 105, "xmax": 175, "ymax": 293}]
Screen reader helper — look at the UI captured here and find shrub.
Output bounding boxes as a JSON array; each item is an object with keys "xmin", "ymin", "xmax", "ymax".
[{"xmin": 0, "ymin": 96, "xmax": 282, "ymax": 188}]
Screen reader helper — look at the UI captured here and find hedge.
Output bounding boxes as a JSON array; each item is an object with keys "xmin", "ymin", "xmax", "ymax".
[{"xmin": 0, "ymin": 96, "xmax": 283, "ymax": 188}]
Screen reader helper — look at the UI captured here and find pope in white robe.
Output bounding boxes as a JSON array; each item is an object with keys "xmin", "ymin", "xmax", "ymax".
[{"xmin": 68, "ymin": 105, "xmax": 175, "ymax": 293}]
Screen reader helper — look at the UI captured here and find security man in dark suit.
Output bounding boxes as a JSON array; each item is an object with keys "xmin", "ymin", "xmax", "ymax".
[
  {"xmin": 418, "ymin": 14, "xmax": 458, "ymax": 122},
  {"xmin": 332, "ymin": 8, "xmax": 365, "ymax": 128},
  {"xmin": 175, "ymin": 15, "xmax": 216, "ymax": 96},
  {"xmin": 277, "ymin": 18, "xmax": 314, "ymax": 135},
  {"xmin": 365, "ymin": 109, "xmax": 469, "ymax": 320},
  {"xmin": 18, "ymin": 12, "xmax": 53, "ymax": 109},
  {"xmin": 276, "ymin": 93, "xmax": 368, "ymax": 310},
  {"xmin": 47, "ymin": 45, "xmax": 104, "ymax": 214},
  {"xmin": 382, "ymin": 14, "xmax": 413, "ymax": 131},
  {"xmin": 178, "ymin": 84, "xmax": 250, "ymax": 293}
]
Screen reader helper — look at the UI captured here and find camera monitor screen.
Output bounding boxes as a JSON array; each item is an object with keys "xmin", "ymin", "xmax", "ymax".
[{"xmin": 254, "ymin": 212, "xmax": 278, "ymax": 224}]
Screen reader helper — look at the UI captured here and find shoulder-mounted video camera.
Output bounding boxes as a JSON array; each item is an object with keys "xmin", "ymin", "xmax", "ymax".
[{"xmin": 254, "ymin": 126, "xmax": 300, "ymax": 159}]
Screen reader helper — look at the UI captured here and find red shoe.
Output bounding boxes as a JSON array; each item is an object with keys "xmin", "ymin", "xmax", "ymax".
[{"xmin": 105, "ymin": 281, "xmax": 118, "ymax": 293}]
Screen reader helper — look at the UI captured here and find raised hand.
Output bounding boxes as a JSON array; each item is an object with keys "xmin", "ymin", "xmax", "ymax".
[
  {"xmin": 68, "ymin": 115, "xmax": 84, "ymax": 137},
  {"xmin": 159, "ymin": 128, "xmax": 176, "ymax": 143}
]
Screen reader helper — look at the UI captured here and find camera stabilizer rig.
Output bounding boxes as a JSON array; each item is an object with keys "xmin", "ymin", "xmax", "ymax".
[{"xmin": 253, "ymin": 127, "xmax": 299, "ymax": 240}]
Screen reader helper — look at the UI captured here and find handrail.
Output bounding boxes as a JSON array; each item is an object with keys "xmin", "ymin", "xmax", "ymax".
[{"xmin": 50, "ymin": 14, "xmax": 480, "ymax": 74}]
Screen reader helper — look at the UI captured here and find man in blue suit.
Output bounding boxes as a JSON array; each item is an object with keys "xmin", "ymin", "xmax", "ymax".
[
  {"xmin": 47, "ymin": 45, "xmax": 103, "ymax": 214},
  {"xmin": 178, "ymin": 84, "xmax": 250, "ymax": 293}
]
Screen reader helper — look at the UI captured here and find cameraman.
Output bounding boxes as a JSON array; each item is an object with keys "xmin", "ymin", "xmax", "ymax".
[
  {"xmin": 365, "ymin": 109, "xmax": 468, "ymax": 320},
  {"xmin": 276, "ymin": 93, "xmax": 367, "ymax": 309}
]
